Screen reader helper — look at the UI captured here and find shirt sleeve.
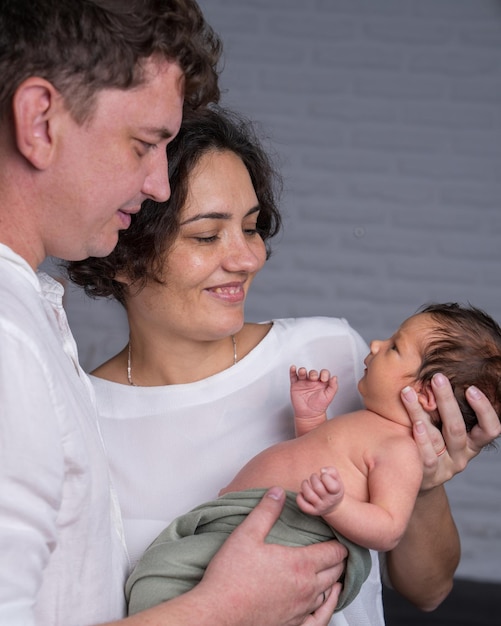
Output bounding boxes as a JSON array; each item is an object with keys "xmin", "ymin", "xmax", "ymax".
[
  {"xmin": 0, "ymin": 328, "xmax": 64, "ymax": 625},
  {"xmin": 345, "ymin": 320, "xmax": 370, "ymax": 381}
]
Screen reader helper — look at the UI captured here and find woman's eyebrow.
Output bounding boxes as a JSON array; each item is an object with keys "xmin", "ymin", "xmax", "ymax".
[{"xmin": 180, "ymin": 205, "xmax": 260, "ymax": 226}]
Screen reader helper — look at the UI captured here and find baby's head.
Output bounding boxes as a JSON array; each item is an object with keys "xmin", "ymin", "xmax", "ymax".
[{"xmin": 415, "ymin": 303, "xmax": 501, "ymax": 433}]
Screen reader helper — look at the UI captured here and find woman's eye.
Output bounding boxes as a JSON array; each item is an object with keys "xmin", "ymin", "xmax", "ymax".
[
  {"xmin": 194, "ymin": 235, "xmax": 219, "ymax": 243},
  {"xmin": 243, "ymin": 220, "xmax": 261, "ymax": 236}
]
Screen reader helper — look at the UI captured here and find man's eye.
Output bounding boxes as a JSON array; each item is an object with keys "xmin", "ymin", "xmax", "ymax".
[{"xmin": 135, "ymin": 140, "xmax": 157, "ymax": 156}]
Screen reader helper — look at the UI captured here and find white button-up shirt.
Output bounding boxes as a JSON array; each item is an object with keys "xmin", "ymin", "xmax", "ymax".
[{"xmin": 0, "ymin": 244, "xmax": 128, "ymax": 626}]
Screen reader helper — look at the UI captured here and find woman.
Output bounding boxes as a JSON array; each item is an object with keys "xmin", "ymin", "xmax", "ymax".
[{"xmin": 66, "ymin": 105, "xmax": 500, "ymax": 625}]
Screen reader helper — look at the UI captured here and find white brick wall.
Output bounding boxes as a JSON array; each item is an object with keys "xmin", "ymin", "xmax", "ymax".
[{"xmin": 62, "ymin": 0, "xmax": 501, "ymax": 583}]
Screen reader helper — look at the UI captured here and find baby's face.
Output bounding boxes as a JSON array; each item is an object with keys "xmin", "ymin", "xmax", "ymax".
[{"xmin": 358, "ymin": 313, "xmax": 435, "ymax": 416}]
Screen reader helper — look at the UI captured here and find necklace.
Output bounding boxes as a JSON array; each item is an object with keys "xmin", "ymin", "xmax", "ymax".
[
  {"xmin": 231, "ymin": 334, "xmax": 238, "ymax": 366},
  {"xmin": 127, "ymin": 335, "xmax": 238, "ymax": 386},
  {"xmin": 127, "ymin": 341, "xmax": 136, "ymax": 386}
]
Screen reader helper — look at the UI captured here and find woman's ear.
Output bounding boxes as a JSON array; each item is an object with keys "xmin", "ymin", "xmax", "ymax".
[
  {"xmin": 12, "ymin": 77, "xmax": 62, "ymax": 170},
  {"xmin": 113, "ymin": 271, "xmax": 132, "ymax": 287},
  {"xmin": 417, "ymin": 381, "xmax": 437, "ymax": 413}
]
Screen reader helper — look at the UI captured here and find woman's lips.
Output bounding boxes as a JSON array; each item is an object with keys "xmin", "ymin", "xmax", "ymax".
[{"xmin": 206, "ymin": 284, "xmax": 245, "ymax": 303}]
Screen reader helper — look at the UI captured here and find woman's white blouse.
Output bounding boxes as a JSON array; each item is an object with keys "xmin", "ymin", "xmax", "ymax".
[{"xmin": 93, "ymin": 316, "xmax": 384, "ymax": 626}]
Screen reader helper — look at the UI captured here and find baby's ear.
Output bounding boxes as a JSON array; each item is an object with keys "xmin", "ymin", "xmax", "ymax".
[{"xmin": 417, "ymin": 382, "xmax": 437, "ymax": 412}]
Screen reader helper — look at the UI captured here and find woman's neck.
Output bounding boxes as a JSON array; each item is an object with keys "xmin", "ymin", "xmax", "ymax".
[
  {"xmin": 91, "ymin": 322, "xmax": 273, "ymax": 387},
  {"xmin": 126, "ymin": 333, "xmax": 238, "ymax": 386}
]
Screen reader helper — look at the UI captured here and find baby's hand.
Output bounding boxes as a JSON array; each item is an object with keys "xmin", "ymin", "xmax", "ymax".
[
  {"xmin": 297, "ymin": 467, "xmax": 344, "ymax": 517},
  {"xmin": 290, "ymin": 365, "xmax": 338, "ymax": 419}
]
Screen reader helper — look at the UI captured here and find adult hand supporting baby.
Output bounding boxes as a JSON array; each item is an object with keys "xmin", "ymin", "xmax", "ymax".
[
  {"xmin": 198, "ymin": 486, "xmax": 345, "ymax": 626},
  {"xmin": 402, "ymin": 372, "xmax": 501, "ymax": 489},
  {"xmin": 386, "ymin": 372, "xmax": 500, "ymax": 612}
]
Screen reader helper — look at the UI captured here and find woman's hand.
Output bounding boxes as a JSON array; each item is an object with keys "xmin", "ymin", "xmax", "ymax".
[
  {"xmin": 401, "ymin": 373, "xmax": 500, "ymax": 490},
  {"xmin": 381, "ymin": 371, "xmax": 500, "ymax": 611}
]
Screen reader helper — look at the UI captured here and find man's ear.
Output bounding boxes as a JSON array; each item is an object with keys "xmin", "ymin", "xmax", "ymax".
[
  {"xmin": 416, "ymin": 381, "xmax": 437, "ymax": 413},
  {"xmin": 12, "ymin": 77, "xmax": 63, "ymax": 170}
]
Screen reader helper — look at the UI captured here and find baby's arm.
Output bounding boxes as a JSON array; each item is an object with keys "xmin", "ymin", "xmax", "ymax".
[
  {"xmin": 298, "ymin": 442, "xmax": 422, "ymax": 552},
  {"xmin": 290, "ymin": 366, "xmax": 338, "ymax": 437}
]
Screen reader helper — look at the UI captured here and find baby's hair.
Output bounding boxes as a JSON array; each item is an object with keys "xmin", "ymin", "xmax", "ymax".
[{"xmin": 416, "ymin": 303, "xmax": 501, "ymax": 438}]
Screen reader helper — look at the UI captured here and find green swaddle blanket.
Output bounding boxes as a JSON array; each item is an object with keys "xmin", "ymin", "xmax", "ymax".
[{"xmin": 127, "ymin": 489, "xmax": 372, "ymax": 616}]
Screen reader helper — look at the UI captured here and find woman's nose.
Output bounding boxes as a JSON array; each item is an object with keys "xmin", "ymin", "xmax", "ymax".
[{"xmin": 224, "ymin": 236, "xmax": 265, "ymax": 273}]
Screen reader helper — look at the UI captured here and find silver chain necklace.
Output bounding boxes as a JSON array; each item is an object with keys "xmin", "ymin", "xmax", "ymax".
[{"xmin": 127, "ymin": 335, "xmax": 238, "ymax": 386}]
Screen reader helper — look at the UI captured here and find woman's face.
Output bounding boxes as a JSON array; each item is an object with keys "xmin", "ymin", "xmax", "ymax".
[{"xmin": 126, "ymin": 149, "xmax": 268, "ymax": 341}]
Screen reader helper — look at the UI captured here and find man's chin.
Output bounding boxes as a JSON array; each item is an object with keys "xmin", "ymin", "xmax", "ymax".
[{"xmin": 89, "ymin": 233, "xmax": 121, "ymax": 259}]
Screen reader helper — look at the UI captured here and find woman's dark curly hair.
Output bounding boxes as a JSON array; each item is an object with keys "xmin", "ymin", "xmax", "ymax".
[
  {"xmin": 416, "ymin": 302, "xmax": 501, "ymax": 437},
  {"xmin": 65, "ymin": 105, "xmax": 283, "ymax": 305}
]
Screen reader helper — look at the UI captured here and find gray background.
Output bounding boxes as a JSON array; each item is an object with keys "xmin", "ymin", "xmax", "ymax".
[{"xmin": 59, "ymin": 0, "xmax": 501, "ymax": 583}]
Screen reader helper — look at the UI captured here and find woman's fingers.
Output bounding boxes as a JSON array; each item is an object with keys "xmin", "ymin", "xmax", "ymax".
[{"xmin": 402, "ymin": 373, "xmax": 501, "ymax": 491}]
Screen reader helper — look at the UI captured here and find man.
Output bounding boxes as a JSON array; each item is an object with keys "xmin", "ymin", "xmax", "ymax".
[{"xmin": 0, "ymin": 1, "xmax": 345, "ymax": 624}]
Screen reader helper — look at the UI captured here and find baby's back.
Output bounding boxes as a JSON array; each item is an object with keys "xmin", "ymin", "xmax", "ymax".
[{"xmin": 220, "ymin": 410, "xmax": 409, "ymax": 502}]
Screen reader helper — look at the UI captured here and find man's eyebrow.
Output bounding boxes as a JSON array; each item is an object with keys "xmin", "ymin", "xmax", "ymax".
[
  {"xmin": 140, "ymin": 126, "xmax": 176, "ymax": 140},
  {"xmin": 180, "ymin": 205, "xmax": 260, "ymax": 226}
]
